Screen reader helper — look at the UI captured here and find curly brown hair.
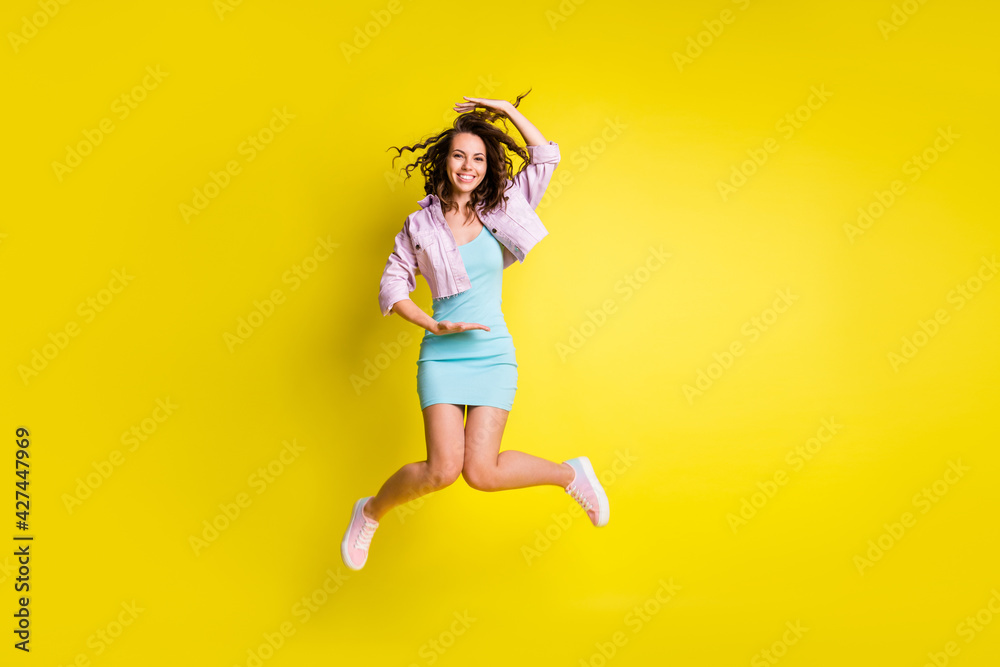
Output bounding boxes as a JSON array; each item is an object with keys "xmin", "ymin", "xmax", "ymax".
[{"xmin": 387, "ymin": 88, "xmax": 535, "ymax": 225}]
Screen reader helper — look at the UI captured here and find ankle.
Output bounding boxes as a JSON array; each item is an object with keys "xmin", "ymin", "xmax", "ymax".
[
  {"xmin": 363, "ymin": 498, "xmax": 379, "ymax": 522},
  {"xmin": 561, "ymin": 462, "xmax": 576, "ymax": 488}
]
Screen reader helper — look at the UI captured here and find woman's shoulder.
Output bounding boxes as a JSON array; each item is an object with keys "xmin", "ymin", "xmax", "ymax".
[{"xmin": 403, "ymin": 199, "xmax": 435, "ymax": 230}]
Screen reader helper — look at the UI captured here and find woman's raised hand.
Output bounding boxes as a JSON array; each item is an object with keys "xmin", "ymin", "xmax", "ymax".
[
  {"xmin": 432, "ymin": 320, "xmax": 490, "ymax": 335},
  {"xmin": 454, "ymin": 96, "xmax": 511, "ymax": 116}
]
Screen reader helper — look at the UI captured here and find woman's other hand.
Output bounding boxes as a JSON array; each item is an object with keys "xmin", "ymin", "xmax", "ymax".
[
  {"xmin": 454, "ymin": 96, "xmax": 511, "ymax": 116},
  {"xmin": 432, "ymin": 320, "xmax": 491, "ymax": 335}
]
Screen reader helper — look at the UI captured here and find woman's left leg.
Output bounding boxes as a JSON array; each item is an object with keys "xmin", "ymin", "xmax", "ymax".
[{"xmin": 461, "ymin": 405, "xmax": 574, "ymax": 491}]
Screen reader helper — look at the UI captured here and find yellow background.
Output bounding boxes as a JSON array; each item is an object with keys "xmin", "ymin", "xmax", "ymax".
[{"xmin": 2, "ymin": 0, "xmax": 998, "ymax": 665}]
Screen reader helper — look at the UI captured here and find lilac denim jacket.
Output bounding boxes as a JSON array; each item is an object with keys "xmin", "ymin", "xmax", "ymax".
[{"xmin": 378, "ymin": 140, "xmax": 560, "ymax": 317}]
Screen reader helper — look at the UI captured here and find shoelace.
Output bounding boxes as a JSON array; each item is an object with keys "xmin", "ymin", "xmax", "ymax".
[
  {"xmin": 567, "ymin": 484, "xmax": 593, "ymax": 511},
  {"xmin": 354, "ymin": 519, "xmax": 377, "ymax": 550}
]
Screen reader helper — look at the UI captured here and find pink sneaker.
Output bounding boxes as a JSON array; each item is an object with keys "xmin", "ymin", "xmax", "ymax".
[
  {"xmin": 564, "ymin": 457, "xmax": 610, "ymax": 527},
  {"xmin": 341, "ymin": 496, "xmax": 379, "ymax": 570}
]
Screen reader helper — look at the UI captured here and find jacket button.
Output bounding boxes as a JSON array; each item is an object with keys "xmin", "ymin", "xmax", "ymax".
[
  {"xmin": 415, "ymin": 244, "xmax": 421, "ymax": 249},
  {"xmin": 491, "ymin": 228, "xmax": 497, "ymax": 233}
]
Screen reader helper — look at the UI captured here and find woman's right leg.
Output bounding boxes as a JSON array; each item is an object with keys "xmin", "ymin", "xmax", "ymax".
[{"xmin": 364, "ymin": 403, "xmax": 466, "ymax": 521}]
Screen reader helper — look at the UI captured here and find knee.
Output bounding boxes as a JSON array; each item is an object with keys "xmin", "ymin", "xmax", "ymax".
[
  {"xmin": 425, "ymin": 460, "xmax": 463, "ymax": 491},
  {"xmin": 462, "ymin": 460, "xmax": 497, "ymax": 492}
]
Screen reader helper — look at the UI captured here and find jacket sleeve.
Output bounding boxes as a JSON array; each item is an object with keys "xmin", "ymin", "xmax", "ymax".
[
  {"xmin": 378, "ymin": 219, "xmax": 419, "ymax": 317},
  {"xmin": 511, "ymin": 140, "xmax": 560, "ymax": 210}
]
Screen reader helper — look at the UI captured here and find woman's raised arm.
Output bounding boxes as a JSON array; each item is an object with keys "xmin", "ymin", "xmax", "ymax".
[{"xmin": 454, "ymin": 95, "xmax": 547, "ymax": 146}]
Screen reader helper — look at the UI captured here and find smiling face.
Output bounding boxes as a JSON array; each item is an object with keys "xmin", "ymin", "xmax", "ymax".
[{"xmin": 446, "ymin": 132, "xmax": 487, "ymax": 195}]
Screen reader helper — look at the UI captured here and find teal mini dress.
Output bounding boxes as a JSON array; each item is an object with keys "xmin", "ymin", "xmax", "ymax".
[{"xmin": 416, "ymin": 224, "xmax": 517, "ymax": 411}]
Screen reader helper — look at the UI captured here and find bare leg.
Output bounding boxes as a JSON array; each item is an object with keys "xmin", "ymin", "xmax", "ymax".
[
  {"xmin": 364, "ymin": 403, "xmax": 466, "ymax": 521},
  {"xmin": 461, "ymin": 405, "xmax": 575, "ymax": 492}
]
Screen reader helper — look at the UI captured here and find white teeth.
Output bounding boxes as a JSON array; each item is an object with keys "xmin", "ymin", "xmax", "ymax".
[{"xmin": 458, "ymin": 174, "xmax": 474, "ymax": 181}]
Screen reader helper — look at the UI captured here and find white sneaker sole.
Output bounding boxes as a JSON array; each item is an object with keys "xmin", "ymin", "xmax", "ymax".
[
  {"xmin": 574, "ymin": 457, "xmax": 610, "ymax": 527},
  {"xmin": 341, "ymin": 497, "xmax": 371, "ymax": 571}
]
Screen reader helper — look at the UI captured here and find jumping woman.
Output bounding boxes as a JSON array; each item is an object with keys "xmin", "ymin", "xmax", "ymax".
[{"xmin": 341, "ymin": 90, "xmax": 610, "ymax": 570}]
